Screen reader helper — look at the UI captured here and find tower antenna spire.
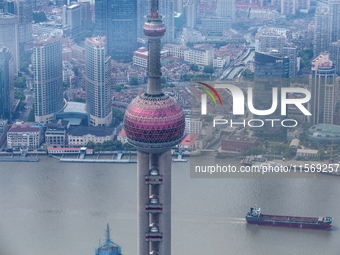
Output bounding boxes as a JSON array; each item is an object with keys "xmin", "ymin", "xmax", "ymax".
[
  {"xmin": 151, "ymin": 0, "xmax": 159, "ymax": 17},
  {"xmin": 105, "ymin": 223, "xmax": 111, "ymax": 250},
  {"xmin": 142, "ymin": 0, "xmax": 166, "ymax": 95},
  {"xmin": 106, "ymin": 223, "xmax": 110, "ymax": 241}
]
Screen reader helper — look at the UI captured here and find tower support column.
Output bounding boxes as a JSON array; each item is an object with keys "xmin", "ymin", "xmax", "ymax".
[
  {"xmin": 137, "ymin": 150, "xmax": 150, "ymax": 255},
  {"xmin": 158, "ymin": 150, "xmax": 171, "ymax": 255}
]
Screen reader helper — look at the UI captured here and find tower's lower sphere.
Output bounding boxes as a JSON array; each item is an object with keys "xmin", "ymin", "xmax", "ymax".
[{"xmin": 124, "ymin": 93, "xmax": 185, "ymax": 153}]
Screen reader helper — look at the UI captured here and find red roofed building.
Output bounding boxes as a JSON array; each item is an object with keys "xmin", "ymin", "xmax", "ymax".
[
  {"xmin": 7, "ymin": 126, "xmax": 43, "ymax": 150},
  {"xmin": 117, "ymin": 128, "xmax": 128, "ymax": 144},
  {"xmin": 221, "ymin": 134, "xmax": 257, "ymax": 152},
  {"xmin": 178, "ymin": 134, "xmax": 199, "ymax": 151}
]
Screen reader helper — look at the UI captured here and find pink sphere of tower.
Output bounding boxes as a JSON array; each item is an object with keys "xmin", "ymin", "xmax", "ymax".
[{"xmin": 124, "ymin": 94, "xmax": 185, "ymax": 153}]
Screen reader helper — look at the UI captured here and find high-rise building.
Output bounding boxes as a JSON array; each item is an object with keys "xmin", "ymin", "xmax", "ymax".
[
  {"xmin": 0, "ymin": 0, "xmax": 4, "ymax": 12},
  {"xmin": 0, "ymin": 46, "xmax": 12, "ymax": 120},
  {"xmin": 63, "ymin": 4, "xmax": 82, "ymax": 37},
  {"xmin": 13, "ymin": 0, "xmax": 32, "ymax": 44},
  {"xmin": 281, "ymin": 0, "xmax": 296, "ymax": 15},
  {"xmin": 174, "ymin": 0, "xmax": 183, "ymax": 12},
  {"xmin": 3, "ymin": 0, "xmax": 14, "ymax": 14},
  {"xmin": 185, "ymin": 0, "xmax": 196, "ymax": 28},
  {"xmin": 95, "ymin": 224, "xmax": 122, "ymax": 255},
  {"xmin": 330, "ymin": 40, "xmax": 340, "ymax": 74},
  {"xmin": 107, "ymin": 0, "xmax": 137, "ymax": 60},
  {"xmin": 255, "ymin": 29, "xmax": 298, "ymax": 78},
  {"xmin": 311, "ymin": 53, "xmax": 336, "ymax": 125},
  {"xmin": 297, "ymin": 0, "xmax": 310, "ymax": 11},
  {"xmin": 33, "ymin": 35, "xmax": 64, "ymax": 124},
  {"xmin": 283, "ymin": 46, "xmax": 297, "ymax": 78},
  {"xmin": 216, "ymin": 0, "xmax": 235, "ymax": 23},
  {"xmin": 329, "ymin": 0, "xmax": 340, "ymax": 43},
  {"xmin": 257, "ymin": 33, "xmax": 286, "ymax": 53},
  {"xmin": 137, "ymin": 0, "xmax": 174, "ymax": 43},
  {"xmin": 79, "ymin": 2, "xmax": 92, "ymax": 33},
  {"xmin": 94, "ymin": 0, "xmax": 107, "ymax": 37},
  {"xmin": 253, "ymin": 51, "xmax": 289, "ymax": 139},
  {"xmin": 0, "ymin": 13, "xmax": 19, "ymax": 74},
  {"xmin": 313, "ymin": 7, "xmax": 330, "ymax": 57},
  {"xmin": 124, "ymin": 0, "xmax": 185, "ymax": 254},
  {"xmin": 85, "ymin": 36, "xmax": 112, "ymax": 126}
]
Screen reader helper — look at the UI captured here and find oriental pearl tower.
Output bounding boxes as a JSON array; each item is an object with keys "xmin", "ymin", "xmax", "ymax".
[{"xmin": 123, "ymin": 0, "xmax": 185, "ymax": 254}]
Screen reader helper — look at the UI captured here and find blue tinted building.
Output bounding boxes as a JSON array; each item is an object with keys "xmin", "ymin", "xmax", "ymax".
[
  {"xmin": 95, "ymin": 0, "xmax": 137, "ymax": 60},
  {"xmin": 107, "ymin": 0, "xmax": 137, "ymax": 60},
  {"xmin": 0, "ymin": 46, "xmax": 11, "ymax": 120},
  {"xmin": 252, "ymin": 51, "xmax": 290, "ymax": 140},
  {"xmin": 95, "ymin": 224, "xmax": 122, "ymax": 255},
  {"xmin": 94, "ymin": 0, "xmax": 107, "ymax": 36}
]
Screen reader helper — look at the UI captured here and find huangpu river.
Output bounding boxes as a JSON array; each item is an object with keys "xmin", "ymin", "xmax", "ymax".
[{"xmin": 0, "ymin": 155, "xmax": 339, "ymax": 255}]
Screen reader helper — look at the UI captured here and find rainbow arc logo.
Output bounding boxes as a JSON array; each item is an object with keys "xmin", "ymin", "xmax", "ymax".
[{"xmin": 197, "ymin": 82, "xmax": 223, "ymax": 115}]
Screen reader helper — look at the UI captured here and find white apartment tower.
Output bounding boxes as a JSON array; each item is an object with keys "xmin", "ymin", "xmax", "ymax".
[
  {"xmin": 85, "ymin": 37, "xmax": 112, "ymax": 126},
  {"xmin": 329, "ymin": 0, "xmax": 340, "ymax": 43},
  {"xmin": 313, "ymin": 7, "xmax": 330, "ymax": 57},
  {"xmin": 33, "ymin": 35, "xmax": 64, "ymax": 124},
  {"xmin": 311, "ymin": 53, "xmax": 336, "ymax": 125}
]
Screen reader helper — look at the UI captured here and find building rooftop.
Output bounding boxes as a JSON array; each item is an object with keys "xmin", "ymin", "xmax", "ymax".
[
  {"xmin": 68, "ymin": 126, "xmax": 114, "ymax": 137},
  {"xmin": 46, "ymin": 119, "xmax": 70, "ymax": 130},
  {"xmin": 297, "ymin": 148, "xmax": 318, "ymax": 154},
  {"xmin": 179, "ymin": 134, "xmax": 199, "ymax": 145},
  {"xmin": 64, "ymin": 102, "xmax": 86, "ymax": 113},
  {"xmin": 8, "ymin": 127, "xmax": 41, "ymax": 133},
  {"xmin": 85, "ymin": 36, "xmax": 106, "ymax": 47},
  {"xmin": 0, "ymin": 13, "xmax": 18, "ymax": 20},
  {"xmin": 225, "ymin": 134, "xmax": 257, "ymax": 143},
  {"xmin": 67, "ymin": 4, "xmax": 80, "ymax": 9},
  {"xmin": 193, "ymin": 44, "xmax": 214, "ymax": 51},
  {"xmin": 118, "ymin": 129, "xmax": 127, "ymax": 137},
  {"xmin": 34, "ymin": 34, "xmax": 60, "ymax": 47},
  {"xmin": 307, "ymin": 124, "xmax": 340, "ymax": 142},
  {"xmin": 311, "ymin": 53, "xmax": 332, "ymax": 71},
  {"xmin": 290, "ymin": 138, "xmax": 300, "ymax": 148}
]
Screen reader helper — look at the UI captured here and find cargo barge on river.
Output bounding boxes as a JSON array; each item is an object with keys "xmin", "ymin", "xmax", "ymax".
[{"xmin": 246, "ymin": 207, "xmax": 332, "ymax": 230}]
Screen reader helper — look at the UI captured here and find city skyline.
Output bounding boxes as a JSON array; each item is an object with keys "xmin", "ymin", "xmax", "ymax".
[
  {"xmin": 0, "ymin": 1, "xmax": 340, "ymax": 255},
  {"xmin": 0, "ymin": 0, "xmax": 338, "ymax": 140}
]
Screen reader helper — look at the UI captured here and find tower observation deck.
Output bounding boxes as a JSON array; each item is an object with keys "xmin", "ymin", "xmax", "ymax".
[{"xmin": 123, "ymin": 0, "xmax": 185, "ymax": 254}]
